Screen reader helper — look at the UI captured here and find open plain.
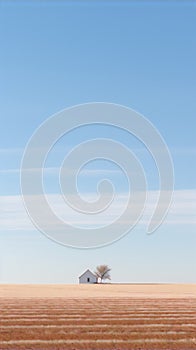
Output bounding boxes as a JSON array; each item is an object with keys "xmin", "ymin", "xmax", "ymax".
[{"xmin": 0, "ymin": 284, "xmax": 196, "ymax": 349}]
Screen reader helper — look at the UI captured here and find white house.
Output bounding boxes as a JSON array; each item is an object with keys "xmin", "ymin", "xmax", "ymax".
[{"xmin": 79, "ymin": 269, "xmax": 98, "ymax": 284}]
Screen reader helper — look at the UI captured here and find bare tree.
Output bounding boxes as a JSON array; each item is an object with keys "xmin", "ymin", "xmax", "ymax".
[{"xmin": 95, "ymin": 265, "xmax": 111, "ymax": 283}]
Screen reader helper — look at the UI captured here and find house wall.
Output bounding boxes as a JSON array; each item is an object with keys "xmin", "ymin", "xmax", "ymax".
[{"xmin": 79, "ymin": 271, "xmax": 97, "ymax": 284}]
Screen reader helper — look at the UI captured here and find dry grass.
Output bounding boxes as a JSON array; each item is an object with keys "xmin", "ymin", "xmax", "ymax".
[
  {"xmin": 0, "ymin": 283, "xmax": 196, "ymax": 298},
  {"xmin": 0, "ymin": 284, "xmax": 196, "ymax": 349}
]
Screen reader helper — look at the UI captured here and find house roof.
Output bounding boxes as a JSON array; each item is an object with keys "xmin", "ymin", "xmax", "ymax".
[{"xmin": 79, "ymin": 269, "xmax": 97, "ymax": 279}]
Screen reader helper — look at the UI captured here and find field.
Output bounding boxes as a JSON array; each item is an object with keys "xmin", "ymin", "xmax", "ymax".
[{"xmin": 0, "ymin": 284, "xmax": 196, "ymax": 349}]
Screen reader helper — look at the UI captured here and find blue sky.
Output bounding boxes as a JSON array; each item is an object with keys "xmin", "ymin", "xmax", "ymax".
[{"xmin": 0, "ymin": 0, "xmax": 195, "ymax": 283}]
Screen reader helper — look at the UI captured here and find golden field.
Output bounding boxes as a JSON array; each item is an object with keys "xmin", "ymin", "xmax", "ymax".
[{"xmin": 0, "ymin": 284, "xmax": 196, "ymax": 349}]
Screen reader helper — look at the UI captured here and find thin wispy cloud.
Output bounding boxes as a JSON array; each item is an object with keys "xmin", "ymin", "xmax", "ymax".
[
  {"xmin": 0, "ymin": 169, "xmax": 20, "ymax": 174},
  {"xmin": 0, "ymin": 190, "xmax": 195, "ymax": 231},
  {"xmin": 0, "ymin": 167, "xmax": 122, "ymax": 176},
  {"xmin": 1, "ymin": 146, "xmax": 195, "ymax": 175}
]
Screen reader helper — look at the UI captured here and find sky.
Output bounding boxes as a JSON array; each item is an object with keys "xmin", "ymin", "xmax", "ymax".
[{"xmin": 0, "ymin": 0, "xmax": 195, "ymax": 283}]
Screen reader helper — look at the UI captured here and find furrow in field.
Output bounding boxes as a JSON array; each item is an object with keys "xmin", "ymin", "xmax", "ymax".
[
  {"xmin": 1, "ymin": 315, "xmax": 195, "ymax": 321},
  {"xmin": 0, "ymin": 323, "xmax": 196, "ymax": 330},
  {"xmin": 1, "ymin": 307, "xmax": 195, "ymax": 313},
  {"xmin": 1, "ymin": 313, "xmax": 196, "ymax": 320},
  {"xmin": 1, "ymin": 328, "xmax": 195, "ymax": 342},
  {"xmin": 0, "ymin": 338, "xmax": 195, "ymax": 345},
  {"xmin": 1, "ymin": 310, "xmax": 196, "ymax": 316},
  {"xmin": 1, "ymin": 318, "xmax": 195, "ymax": 326},
  {"xmin": 1, "ymin": 300, "xmax": 195, "ymax": 303},
  {"xmin": 1, "ymin": 330, "xmax": 195, "ymax": 340}
]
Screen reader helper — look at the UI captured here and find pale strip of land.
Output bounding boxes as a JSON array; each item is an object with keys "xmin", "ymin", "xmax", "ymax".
[{"xmin": 0, "ymin": 284, "xmax": 196, "ymax": 299}]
